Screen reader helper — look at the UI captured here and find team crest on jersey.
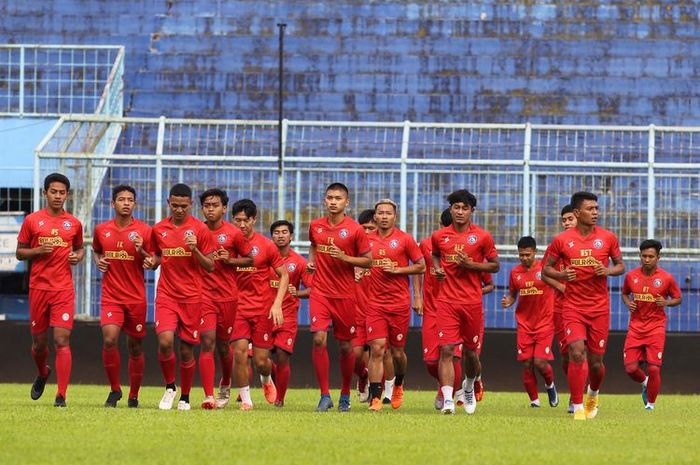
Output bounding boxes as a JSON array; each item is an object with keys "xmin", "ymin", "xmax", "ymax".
[
  {"xmin": 250, "ymin": 246, "xmax": 260, "ymax": 257},
  {"xmin": 467, "ymin": 234, "xmax": 478, "ymax": 245},
  {"xmin": 184, "ymin": 229, "xmax": 195, "ymax": 238},
  {"xmin": 653, "ymin": 278, "xmax": 662, "ymax": 288},
  {"xmin": 128, "ymin": 231, "xmax": 139, "ymax": 242},
  {"xmin": 339, "ymin": 228, "xmax": 348, "ymax": 238},
  {"xmin": 535, "ymin": 271, "xmax": 542, "ymax": 280},
  {"xmin": 389, "ymin": 239, "xmax": 399, "ymax": 249},
  {"xmin": 217, "ymin": 233, "xmax": 227, "ymax": 244},
  {"xmin": 62, "ymin": 220, "xmax": 72, "ymax": 230},
  {"xmin": 287, "ymin": 263, "xmax": 297, "ymax": 272},
  {"xmin": 593, "ymin": 239, "xmax": 604, "ymax": 249}
]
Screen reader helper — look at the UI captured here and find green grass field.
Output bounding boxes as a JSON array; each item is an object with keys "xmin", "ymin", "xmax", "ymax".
[{"xmin": 1, "ymin": 384, "xmax": 699, "ymax": 465}]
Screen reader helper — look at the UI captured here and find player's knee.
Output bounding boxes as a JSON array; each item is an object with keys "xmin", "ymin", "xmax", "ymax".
[
  {"xmin": 647, "ymin": 364, "xmax": 661, "ymax": 377},
  {"xmin": 102, "ymin": 337, "xmax": 118, "ymax": 350},
  {"xmin": 624, "ymin": 362, "xmax": 639, "ymax": 375},
  {"xmin": 440, "ymin": 345, "xmax": 455, "ymax": 359},
  {"xmin": 126, "ymin": 337, "xmax": 143, "ymax": 356},
  {"xmin": 312, "ymin": 333, "xmax": 326, "ymax": 347},
  {"xmin": 53, "ymin": 335, "xmax": 70, "ymax": 348},
  {"xmin": 369, "ymin": 342, "xmax": 384, "ymax": 359}
]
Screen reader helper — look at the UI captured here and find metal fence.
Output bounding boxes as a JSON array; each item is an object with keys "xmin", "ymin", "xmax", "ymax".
[{"xmin": 34, "ymin": 116, "xmax": 700, "ymax": 332}]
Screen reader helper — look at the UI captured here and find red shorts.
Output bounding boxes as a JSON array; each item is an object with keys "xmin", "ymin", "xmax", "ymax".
[
  {"xmin": 101, "ymin": 301, "xmax": 147, "ymax": 338},
  {"xmin": 436, "ymin": 301, "xmax": 483, "ymax": 351},
  {"xmin": 516, "ymin": 325, "xmax": 555, "ymax": 361},
  {"xmin": 553, "ymin": 311, "xmax": 567, "ymax": 355},
  {"xmin": 421, "ymin": 311, "xmax": 439, "ymax": 362},
  {"xmin": 200, "ymin": 300, "xmax": 237, "ymax": 342},
  {"xmin": 366, "ymin": 305, "xmax": 411, "ymax": 348},
  {"xmin": 309, "ymin": 292, "xmax": 356, "ymax": 341},
  {"xmin": 29, "ymin": 288, "xmax": 75, "ymax": 334},
  {"xmin": 231, "ymin": 312, "xmax": 274, "ymax": 350},
  {"xmin": 272, "ymin": 315, "xmax": 298, "ymax": 354},
  {"xmin": 352, "ymin": 313, "xmax": 368, "ymax": 348},
  {"xmin": 623, "ymin": 327, "xmax": 665, "ymax": 366},
  {"xmin": 563, "ymin": 309, "xmax": 609, "ymax": 355},
  {"xmin": 155, "ymin": 294, "xmax": 201, "ymax": 345}
]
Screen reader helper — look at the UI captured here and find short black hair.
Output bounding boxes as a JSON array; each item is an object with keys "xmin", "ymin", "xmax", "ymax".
[
  {"xmin": 270, "ymin": 219, "xmax": 294, "ymax": 235},
  {"xmin": 231, "ymin": 198, "xmax": 257, "ymax": 218},
  {"xmin": 561, "ymin": 204, "xmax": 574, "ymax": 216},
  {"xmin": 199, "ymin": 188, "xmax": 229, "ymax": 207},
  {"xmin": 447, "ymin": 189, "xmax": 477, "ymax": 208},
  {"xmin": 112, "ymin": 184, "xmax": 136, "ymax": 202},
  {"xmin": 169, "ymin": 183, "xmax": 192, "ymax": 198},
  {"xmin": 326, "ymin": 182, "xmax": 349, "ymax": 196},
  {"xmin": 570, "ymin": 191, "xmax": 597, "ymax": 210},
  {"xmin": 517, "ymin": 236, "xmax": 537, "ymax": 250},
  {"xmin": 440, "ymin": 208, "xmax": 453, "ymax": 227},
  {"xmin": 639, "ymin": 239, "xmax": 662, "ymax": 254},
  {"xmin": 44, "ymin": 173, "xmax": 70, "ymax": 191},
  {"xmin": 357, "ymin": 209, "xmax": 376, "ymax": 225}
]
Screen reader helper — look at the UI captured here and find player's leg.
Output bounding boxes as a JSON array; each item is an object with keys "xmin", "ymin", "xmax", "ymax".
[
  {"xmin": 533, "ymin": 357, "xmax": 558, "ymax": 407},
  {"xmin": 474, "ymin": 320, "xmax": 485, "ymax": 402},
  {"xmin": 338, "ymin": 339, "xmax": 355, "ymax": 412},
  {"xmin": 460, "ymin": 304, "xmax": 483, "ymax": 414},
  {"xmin": 453, "ymin": 351, "xmax": 465, "ymax": 406},
  {"xmin": 156, "ymin": 330, "xmax": 178, "ymax": 409},
  {"xmin": 198, "ymin": 329, "xmax": 217, "ymax": 409},
  {"xmin": 567, "ymin": 339, "xmax": 588, "ymax": 419},
  {"xmin": 52, "ymin": 327, "xmax": 72, "ymax": 407},
  {"xmin": 646, "ymin": 364, "xmax": 661, "ymax": 410},
  {"xmin": 438, "ymin": 343, "xmax": 456, "ymax": 414},
  {"xmin": 382, "ymin": 345, "xmax": 395, "ymax": 404},
  {"xmin": 623, "ymin": 335, "xmax": 648, "ymax": 406},
  {"xmin": 233, "ymin": 338, "xmax": 254, "ymax": 410},
  {"xmin": 253, "ymin": 346, "xmax": 276, "ymax": 404},
  {"xmin": 177, "ymin": 341, "xmax": 196, "ymax": 410},
  {"xmin": 311, "ymin": 330, "xmax": 333, "ymax": 411},
  {"xmin": 273, "ymin": 348, "xmax": 292, "ymax": 407},
  {"xmin": 643, "ymin": 335, "xmax": 665, "ymax": 410},
  {"xmin": 125, "ymin": 334, "xmax": 144, "ymax": 408},
  {"xmin": 29, "ymin": 289, "xmax": 52, "ymax": 401},
  {"xmin": 215, "ymin": 338, "xmax": 234, "ymax": 408},
  {"xmin": 352, "ymin": 344, "xmax": 369, "ymax": 402},
  {"xmin": 522, "ymin": 358, "xmax": 540, "ymax": 406},
  {"xmin": 102, "ymin": 323, "xmax": 123, "ymax": 407},
  {"xmin": 584, "ymin": 313, "xmax": 609, "ymax": 419},
  {"xmin": 367, "ymin": 337, "xmax": 386, "ymax": 410},
  {"xmin": 389, "ymin": 345, "xmax": 407, "ymax": 409}
]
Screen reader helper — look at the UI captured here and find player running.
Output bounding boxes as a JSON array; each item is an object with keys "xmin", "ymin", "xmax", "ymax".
[
  {"xmin": 543, "ymin": 191, "xmax": 624, "ymax": 420},
  {"xmin": 308, "ymin": 182, "xmax": 372, "ymax": 412},
  {"xmin": 365, "ymin": 199, "xmax": 425, "ymax": 411},
  {"xmin": 501, "ymin": 236, "xmax": 559, "ymax": 408},
  {"xmin": 93, "ymin": 185, "xmax": 154, "ymax": 408},
  {"xmin": 621, "ymin": 239, "xmax": 681, "ymax": 411},
  {"xmin": 17, "ymin": 173, "xmax": 84, "ymax": 407}
]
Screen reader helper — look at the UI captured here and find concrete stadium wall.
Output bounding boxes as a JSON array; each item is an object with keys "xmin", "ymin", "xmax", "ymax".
[{"xmin": 1, "ymin": 1, "xmax": 698, "ymax": 123}]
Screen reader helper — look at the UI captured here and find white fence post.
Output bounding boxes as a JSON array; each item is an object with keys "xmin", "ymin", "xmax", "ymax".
[
  {"xmin": 399, "ymin": 120, "xmax": 411, "ymax": 230},
  {"xmin": 522, "ymin": 123, "xmax": 532, "ymax": 237},
  {"xmin": 18, "ymin": 46, "xmax": 25, "ymax": 116},
  {"xmin": 278, "ymin": 119, "xmax": 288, "ymax": 220},
  {"xmin": 647, "ymin": 124, "xmax": 656, "ymax": 239}
]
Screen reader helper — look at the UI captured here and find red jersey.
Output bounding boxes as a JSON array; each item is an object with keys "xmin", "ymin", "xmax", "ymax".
[
  {"xmin": 204, "ymin": 221, "xmax": 251, "ymax": 302},
  {"xmin": 419, "ymin": 237, "xmax": 439, "ymax": 316},
  {"xmin": 270, "ymin": 249, "xmax": 312, "ymax": 318},
  {"xmin": 17, "ymin": 208, "xmax": 83, "ymax": 291},
  {"xmin": 355, "ymin": 271, "xmax": 372, "ymax": 317},
  {"xmin": 622, "ymin": 267, "xmax": 681, "ymax": 333},
  {"xmin": 481, "ymin": 271, "xmax": 493, "ymax": 287},
  {"xmin": 430, "ymin": 223, "xmax": 498, "ymax": 306},
  {"xmin": 545, "ymin": 226, "xmax": 622, "ymax": 314},
  {"xmin": 308, "ymin": 215, "xmax": 371, "ymax": 299},
  {"xmin": 509, "ymin": 260, "xmax": 554, "ymax": 333},
  {"xmin": 151, "ymin": 215, "xmax": 216, "ymax": 303},
  {"xmin": 235, "ymin": 232, "xmax": 284, "ymax": 316},
  {"xmin": 93, "ymin": 218, "xmax": 153, "ymax": 304},
  {"xmin": 366, "ymin": 227, "xmax": 423, "ymax": 308}
]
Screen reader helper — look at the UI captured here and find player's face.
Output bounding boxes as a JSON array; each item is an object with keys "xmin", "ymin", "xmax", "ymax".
[
  {"xmin": 640, "ymin": 248, "xmax": 660, "ymax": 272},
  {"xmin": 518, "ymin": 247, "xmax": 536, "ymax": 268},
  {"xmin": 574, "ymin": 199, "xmax": 598, "ymax": 226},
  {"xmin": 561, "ymin": 212, "xmax": 576, "ymax": 230},
  {"xmin": 232, "ymin": 211, "xmax": 256, "ymax": 237},
  {"xmin": 374, "ymin": 203, "xmax": 396, "ymax": 230},
  {"xmin": 272, "ymin": 225, "xmax": 292, "ymax": 248},
  {"xmin": 168, "ymin": 195, "xmax": 192, "ymax": 222},
  {"xmin": 361, "ymin": 222, "xmax": 377, "ymax": 234},
  {"xmin": 201, "ymin": 195, "xmax": 226, "ymax": 223},
  {"xmin": 112, "ymin": 190, "xmax": 135, "ymax": 217},
  {"xmin": 450, "ymin": 202, "xmax": 473, "ymax": 225},
  {"xmin": 44, "ymin": 182, "xmax": 68, "ymax": 211},
  {"xmin": 324, "ymin": 189, "xmax": 349, "ymax": 215}
]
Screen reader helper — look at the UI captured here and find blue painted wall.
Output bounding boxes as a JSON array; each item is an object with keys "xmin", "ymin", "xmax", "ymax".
[
  {"xmin": 0, "ymin": 118, "xmax": 57, "ymax": 187},
  {"xmin": 1, "ymin": 1, "xmax": 698, "ymax": 124}
]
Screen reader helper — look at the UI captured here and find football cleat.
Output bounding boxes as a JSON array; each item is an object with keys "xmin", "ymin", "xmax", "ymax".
[
  {"xmin": 104, "ymin": 390, "xmax": 122, "ymax": 408},
  {"xmin": 31, "ymin": 366, "xmax": 51, "ymax": 400},
  {"xmin": 158, "ymin": 387, "xmax": 178, "ymax": 410},
  {"xmin": 216, "ymin": 383, "xmax": 231, "ymax": 409},
  {"xmin": 368, "ymin": 397, "xmax": 383, "ymax": 411},
  {"xmin": 201, "ymin": 396, "xmax": 216, "ymax": 410},
  {"xmin": 315, "ymin": 395, "xmax": 334, "ymax": 412},
  {"xmin": 434, "ymin": 391, "xmax": 444, "ymax": 410},
  {"xmin": 464, "ymin": 389, "xmax": 476, "ymax": 414},
  {"xmin": 573, "ymin": 408, "xmax": 586, "ymax": 421},
  {"xmin": 54, "ymin": 394, "xmax": 67, "ymax": 408},
  {"xmin": 584, "ymin": 394, "xmax": 599, "ymax": 419},
  {"xmin": 567, "ymin": 398, "xmax": 574, "ymax": 414},
  {"xmin": 455, "ymin": 388, "xmax": 466, "ymax": 407},
  {"xmin": 127, "ymin": 397, "xmax": 139, "ymax": 408},
  {"xmin": 240, "ymin": 402, "xmax": 253, "ymax": 411},
  {"xmin": 338, "ymin": 394, "xmax": 351, "ymax": 412},
  {"xmin": 358, "ymin": 377, "xmax": 370, "ymax": 403},
  {"xmin": 177, "ymin": 400, "xmax": 191, "ymax": 411},
  {"xmin": 262, "ymin": 380, "xmax": 277, "ymax": 404},
  {"xmin": 441, "ymin": 398, "xmax": 455, "ymax": 415},
  {"xmin": 391, "ymin": 385, "xmax": 404, "ymax": 410},
  {"xmin": 642, "ymin": 383, "xmax": 648, "ymax": 406},
  {"xmin": 474, "ymin": 378, "xmax": 484, "ymax": 402},
  {"xmin": 547, "ymin": 384, "xmax": 559, "ymax": 407},
  {"xmin": 274, "ymin": 399, "xmax": 285, "ymax": 408},
  {"xmin": 644, "ymin": 403, "xmax": 655, "ymax": 411}
]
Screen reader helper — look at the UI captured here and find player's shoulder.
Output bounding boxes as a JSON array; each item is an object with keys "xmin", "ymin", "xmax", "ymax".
[
  {"xmin": 655, "ymin": 266, "xmax": 675, "ymax": 280},
  {"xmin": 511, "ymin": 263, "xmax": 524, "ymax": 275},
  {"xmin": 152, "ymin": 217, "xmax": 169, "ymax": 231},
  {"xmin": 132, "ymin": 217, "xmax": 152, "ymax": 230}
]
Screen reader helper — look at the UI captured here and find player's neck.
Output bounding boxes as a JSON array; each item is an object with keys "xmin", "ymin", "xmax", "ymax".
[
  {"xmin": 45, "ymin": 206, "xmax": 64, "ymax": 217},
  {"xmin": 327, "ymin": 212, "xmax": 345, "ymax": 226},
  {"xmin": 245, "ymin": 231, "xmax": 255, "ymax": 240},
  {"xmin": 576, "ymin": 223, "xmax": 594, "ymax": 236},
  {"xmin": 452, "ymin": 221, "xmax": 471, "ymax": 233},
  {"xmin": 642, "ymin": 266, "xmax": 657, "ymax": 276},
  {"xmin": 278, "ymin": 245, "xmax": 291, "ymax": 257},
  {"xmin": 171, "ymin": 214, "xmax": 189, "ymax": 227},
  {"xmin": 114, "ymin": 215, "xmax": 133, "ymax": 228},
  {"xmin": 378, "ymin": 226, "xmax": 394, "ymax": 238},
  {"xmin": 206, "ymin": 218, "xmax": 224, "ymax": 231}
]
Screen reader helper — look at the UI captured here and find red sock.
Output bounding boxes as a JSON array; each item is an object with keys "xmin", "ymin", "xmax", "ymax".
[
  {"xmin": 567, "ymin": 360, "xmax": 588, "ymax": 404},
  {"xmin": 539, "ymin": 363, "xmax": 554, "ymax": 386},
  {"xmin": 340, "ymin": 350, "xmax": 355, "ymax": 396},
  {"xmin": 158, "ymin": 352, "xmax": 176, "ymax": 385},
  {"xmin": 128, "ymin": 354, "xmax": 144, "ymax": 399},
  {"xmin": 55, "ymin": 346, "xmax": 72, "ymax": 398},
  {"xmin": 198, "ymin": 351, "xmax": 215, "ymax": 397},
  {"xmin": 312, "ymin": 345, "xmax": 330, "ymax": 395},
  {"xmin": 625, "ymin": 363, "xmax": 646, "ymax": 383},
  {"xmin": 453, "ymin": 359, "xmax": 463, "ymax": 391},
  {"xmin": 32, "ymin": 347, "xmax": 49, "ymax": 377},
  {"xmin": 523, "ymin": 367, "xmax": 539, "ymax": 401},
  {"xmin": 275, "ymin": 362, "xmax": 291, "ymax": 402},
  {"xmin": 219, "ymin": 350, "xmax": 233, "ymax": 386},
  {"xmin": 180, "ymin": 358, "xmax": 196, "ymax": 396},
  {"xmin": 647, "ymin": 364, "xmax": 661, "ymax": 403},
  {"xmin": 589, "ymin": 361, "xmax": 605, "ymax": 391},
  {"xmin": 426, "ymin": 361, "xmax": 439, "ymax": 381},
  {"xmin": 102, "ymin": 347, "xmax": 121, "ymax": 392}
]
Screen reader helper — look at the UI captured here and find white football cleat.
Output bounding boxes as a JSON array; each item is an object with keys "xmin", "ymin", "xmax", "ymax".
[
  {"xmin": 158, "ymin": 387, "xmax": 177, "ymax": 410},
  {"xmin": 464, "ymin": 389, "xmax": 476, "ymax": 415},
  {"xmin": 441, "ymin": 398, "xmax": 455, "ymax": 415},
  {"xmin": 177, "ymin": 400, "xmax": 191, "ymax": 411}
]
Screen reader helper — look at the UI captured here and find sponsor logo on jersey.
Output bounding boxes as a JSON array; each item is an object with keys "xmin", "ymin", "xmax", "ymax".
[
  {"xmin": 467, "ymin": 234, "xmax": 477, "ymax": 245},
  {"xmin": 162, "ymin": 247, "xmax": 192, "ymax": 257},
  {"xmin": 593, "ymin": 239, "xmax": 603, "ymax": 249},
  {"xmin": 104, "ymin": 250, "xmax": 135, "ymax": 260},
  {"xmin": 38, "ymin": 236, "xmax": 69, "ymax": 247}
]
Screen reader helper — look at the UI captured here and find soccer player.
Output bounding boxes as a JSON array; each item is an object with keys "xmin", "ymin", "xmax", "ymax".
[
  {"xmin": 366, "ymin": 199, "xmax": 425, "ymax": 411},
  {"xmin": 17, "ymin": 173, "xmax": 84, "ymax": 407},
  {"xmin": 198, "ymin": 189, "xmax": 253, "ymax": 409},
  {"xmin": 269, "ymin": 220, "xmax": 312, "ymax": 407},
  {"xmin": 543, "ymin": 191, "xmax": 625, "ymax": 420},
  {"xmin": 352, "ymin": 208, "xmax": 376, "ymax": 403},
  {"xmin": 472, "ymin": 271, "xmax": 494, "ymax": 403},
  {"xmin": 230, "ymin": 199, "xmax": 288, "ymax": 410},
  {"xmin": 432, "ymin": 190, "xmax": 499, "ymax": 414},
  {"xmin": 150, "ymin": 183, "xmax": 216, "ymax": 411},
  {"xmin": 93, "ymin": 185, "xmax": 154, "ymax": 408},
  {"xmin": 621, "ymin": 239, "xmax": 681, "ymax": 410},
  {"xmin": 307, "ymin": 182, "xmax": 372, "ymax": 412},
  {"xmin": 501, "ymin": 236, "xmax": 559, "ymax": 408}
]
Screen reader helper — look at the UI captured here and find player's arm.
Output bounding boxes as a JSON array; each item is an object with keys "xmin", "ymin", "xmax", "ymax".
[
  {"xmin": 657, "ymin": 295, "xmax": 682, "ymax": 308},
  {"xmin": 16, "ymin": 241, "xmax": 53, "ymax": 260},
  {"xmin": 541, "ymin": 273, "xmax": 565, "ymax": 293},
  {"xmin": 93, "ymin": 250, "xmax": 109, "ymax": 273},
  {"xmin": 384, "ymin": 257, "xmax": 426, "ymax": 275},
  {"xmin": 330, "ymin": 246, "xmax": 372, "ymax": 268},
  {"xmin": 501, "ymin": 285, "xmax": 517, "ymax": 308},
  {"xmin": 458, "ymin": 254, "xmax": 499, "ymax": 273},
  {"xmin": 431, "ymin": 251, "xmax": 446, "ymax": 280},
  {"xmin": 306, "ymin": 244, "xmax": 317, "ymax": 273},
  {"xmin": 543, "ymin": 253, "xmax": 568, "ymax": 281},
  {"xmin": 594, "ymin": 255, "xmax": 625, "ymax": 277},
  {"xmin": 270, "ymin": 264, "xmax": 289, "ymax": 325},
  {"xmin": 68, "ymin": 244, "xmax": 85, "ymax": 266},
  {"xmin": 185, "ymin": 234, "xmax": 215, "ymax": 272},
  {"xmin": 621, "ymin": 291, "xmax": 636, "ymax": 312},
  {"xmin": 411, "ymin": 273, "xmax": 424, "ymax": 315},
  {"xmin": 481, "ymin": 281, "xmax": 495, "ymax": 295},
  {"xmin": 216, "ymin": 247, "xmax": 254, "ymax": 267}
]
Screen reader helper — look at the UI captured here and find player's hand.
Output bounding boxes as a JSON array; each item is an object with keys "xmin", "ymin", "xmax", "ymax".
[
  {"xmin": 185, "ymin": 235, "xmax": 198, "ymax": 251},
  {"xmin": 306, "ymin": 262, "xmax": 316, "ymax": 274},
  {"xmin": 434, "ymin": 267, "xmax": 446, "ymax": 280},
  {"xmin": 288, "ymin": 284, "xmax": 298, "ymax": 296},
  {"xmin": 564, "ymin": 267, "xmax": 577, "ymax": 281},
  {"xmin": 328, "ymin": 245, "xmax": 347, "ymax": 261},
  {"xmin": 455, "ymin": 251, "xmax": 474, "ymax": 269},
  {"xmin": 214, "ymin": 247, "xmax": 230, "ymax": 262},
  {"xmin": 412, "ymin": 295, "xmax": 424, "ymax": 316},
  {"xmin": 654, "ymin": 296, "xmax": 667, "ymax": 307},
  {"xmin": 96, "ymin": 255, "xmax": 110, "ymax": 273},
  {"xmin": 383, "ymin": 262, "xmax": 401, "ymax": 274},
  {"xmin": 68, "ymin": 251, "xmax": 80, "ymax": 265},
  {"xmin": 626, "ymin": 299, "xmax": 637, "ymax": 312},
  {"xmin": 269, "ymin": 304, "xmax": 284, "ymax": 326},
  {"xmin": 501, "ymin": 294, "xmax": 515, "ymax": 308},
  {"xmin": 593, "ymin": 260, "xmax": 608, "ymax": 277},
  {"xmin": 36, "ymin": 243, "xmax": 54, "ymax": 255},
  {"xmin": 354, "ymin": 267, "xmax": 364, "ymax": 281},
  {"xmin": 133, "ymin": 233, "xmax": 144, "ymax": 252},
  {"xmin": 143, "ymin": 255, "xmax": 156, "ymax": 270}
]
